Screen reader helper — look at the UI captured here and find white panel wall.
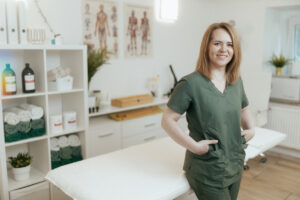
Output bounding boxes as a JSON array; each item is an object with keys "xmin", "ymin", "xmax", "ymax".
[{"xmin": 25, "ymin": 0, "xmax": 300, "ymax": 124}]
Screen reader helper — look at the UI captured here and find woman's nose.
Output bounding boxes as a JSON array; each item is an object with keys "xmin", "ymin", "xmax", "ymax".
[{"xmin": 220, "ymin": 44, "xmax": 226, "ymax": 51}]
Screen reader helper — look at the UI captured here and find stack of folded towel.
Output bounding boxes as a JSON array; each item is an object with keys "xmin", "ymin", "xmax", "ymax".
[
  {"xmin": 50, "ymin": 134, "xmax": 82, "ymax": 169},
  {"xmin": 3, "ymin": 104, "xmax": 45, "ymax": 142},
  {"xmin": 19, "ymin": 103, "xmax": 45, "ymax": 137}
]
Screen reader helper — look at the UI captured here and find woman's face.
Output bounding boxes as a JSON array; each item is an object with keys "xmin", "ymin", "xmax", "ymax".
[{"xmin": 208, "ymin": 28, "xmax": 234, "ymax": 69}]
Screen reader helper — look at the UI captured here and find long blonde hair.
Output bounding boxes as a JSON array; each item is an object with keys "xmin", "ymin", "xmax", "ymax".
[{"xmin": 195, "ymin": 22, "xmax": 241, "ymax": 84}]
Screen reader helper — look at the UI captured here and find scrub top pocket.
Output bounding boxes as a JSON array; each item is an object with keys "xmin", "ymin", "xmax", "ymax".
[{"xmin": 190, "ymin": 148, "xmax": 226, "ymax": 186}]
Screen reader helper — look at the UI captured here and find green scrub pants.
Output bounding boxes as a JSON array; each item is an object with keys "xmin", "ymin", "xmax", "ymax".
[{"xmin": 186, "ymin": 172, "xmax": 242, "ymax": 200}]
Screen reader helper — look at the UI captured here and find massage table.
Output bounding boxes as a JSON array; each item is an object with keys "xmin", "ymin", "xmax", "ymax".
[{"xmin": 45, "ymin": 127, "xmax": 286, "ymax": 200}]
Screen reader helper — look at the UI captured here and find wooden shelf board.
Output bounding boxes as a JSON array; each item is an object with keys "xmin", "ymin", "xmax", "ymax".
[
  {"xmin": 0, "ymin": 44, "xmax": 85, "ymax": 50},
  {"xmin": 7, "ymin": 167, "xmax": 47, "ymax": 191},
  {"xmin": 50, "ymin": 127, "xmax": 85, "ymax": 138},
  {"xmin": 89, "ymin": 97, "xmax": 168, "ymax": 117},
  {"xmin": 1, "ymin": 92, "xmax": 45, "ymax": 100},
  {"xmin": 5, "ymin": 135, "xmax": 48, "ymax": 147},
  {"xmin": 47, "ymin": 88, "xmax": 84, "ymax": 95}
]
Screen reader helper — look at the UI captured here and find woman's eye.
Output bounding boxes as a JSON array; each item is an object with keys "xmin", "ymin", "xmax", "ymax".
[
  {"xmin": 214, "ymin": 42, "xmax": 220, "ymax": 46},
  {"xmin": 227, "ymin": 43, "xmax": 233, "ymax": 47}
]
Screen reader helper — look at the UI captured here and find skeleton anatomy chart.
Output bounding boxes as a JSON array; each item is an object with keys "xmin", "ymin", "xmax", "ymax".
[
  {"xmin": 124, "ymin": 4, "xmax": 153, "ymax": 58},
  {"xmin": 83, "ymin": 0, "xmax": 119, "ymax": 58}
]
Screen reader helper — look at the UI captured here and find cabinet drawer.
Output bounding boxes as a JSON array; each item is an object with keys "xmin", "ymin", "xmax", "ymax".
[
  {"xmin": 122, "ymin": 114, "xmax": 162, "ymax": 138},
  {"xmin": 89, "ymin": 122, "xmax": 121, "ymax": 157},
  {"xmin": 10, "ymin": 181, "xmax": 50, "ymax": 200},
  {"xmin": 123, "ymin": 129, "xmax": 166, "ymax": 148},
  {"xmin": 89, "ymin": 116, "xmax": 119, "ymax": 131}
]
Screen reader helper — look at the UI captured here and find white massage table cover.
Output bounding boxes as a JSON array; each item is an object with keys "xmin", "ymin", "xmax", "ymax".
[{"xmin": 46, "ymin": 127, "xmax": 286, "ymax": 200}]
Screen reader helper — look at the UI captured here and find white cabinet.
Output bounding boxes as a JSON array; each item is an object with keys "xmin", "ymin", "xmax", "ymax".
[
  {"xmin": 9, "ymin": 181, "xmax": 50, "ymax": 200},
  {"xmin": 123, "ymin": 129, "xmax": 166, "ymax": 148},
  {"xmin": 0, "ymin": 45, "xmax": 88, "ymax": 200},
  {"xmin": 89, "ymin": 117, "xmax": 121, "ymax": 157},
  {"xmin": 122, "ymin": 113, "xmax": 166, "ymax": 148},
  {"xmin": 122, "ymin": 114, "xmax": 162, "ymax": 138},
  {"xmin": 88, "ymin": 100, "xmax": 169, "ymax": 156},
  {"xmin": 88, "ymin": 113, "xmax": 167, "ymax": 156}
]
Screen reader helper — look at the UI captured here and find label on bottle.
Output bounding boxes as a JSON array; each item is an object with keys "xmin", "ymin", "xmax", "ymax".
[
  {"xmin": 5, "ymin": 76, "xmax": 16, "ymax": 92},
  {"xmin": 24, "ymin": 75, "xmax": 35, "ymax": 90}
]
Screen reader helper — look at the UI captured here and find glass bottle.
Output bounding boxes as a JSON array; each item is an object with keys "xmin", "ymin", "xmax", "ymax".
[
  {"xmin": 22, "ymin": 63, "xmax": 35, "ymax": 93},
  {"xmin": 2, "ymin": 64, "xmax": 17, "ymax": 95}
]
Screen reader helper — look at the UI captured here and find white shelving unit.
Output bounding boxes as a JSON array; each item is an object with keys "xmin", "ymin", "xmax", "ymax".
[{"xmin": 0, "ymin": 45, "xmax": 88, "ymax": 200}]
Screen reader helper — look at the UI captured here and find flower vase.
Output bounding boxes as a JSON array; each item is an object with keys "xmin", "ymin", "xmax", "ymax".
[
  {"xmin": 275, "ymin": 67, "xmax": 282, "ymax": 76},
  {"xmin": 12, "ymin": 165, "xmax": 31, "ymax": 181}
]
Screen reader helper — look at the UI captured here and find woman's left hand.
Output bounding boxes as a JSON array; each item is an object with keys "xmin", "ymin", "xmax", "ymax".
[{"xmin": 241, "ymin": 129, "xmax": 255, "ymax": 143}]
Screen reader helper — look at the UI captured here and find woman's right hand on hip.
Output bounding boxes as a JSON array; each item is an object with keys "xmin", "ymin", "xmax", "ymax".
[{"xmin": 192, "ymin": 140, "xmax": 218, "ymax": 155}]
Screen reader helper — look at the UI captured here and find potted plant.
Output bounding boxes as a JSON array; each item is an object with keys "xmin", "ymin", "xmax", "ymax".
[
  {"xmin": 87, "ymin": 45, "xmax": 111, "ymax": 87},
  {"xmin": 8, "ymin": 152, "xmax": 32, "ymax": 181},
  {"xmin": 268, "ymin": 53, "xmax": 291, "ymax": 76}
]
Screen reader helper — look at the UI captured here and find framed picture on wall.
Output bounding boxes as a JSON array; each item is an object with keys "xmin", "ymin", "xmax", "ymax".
[
  {"xmin": 124, "ymin": 4, "xmax": 153, "ymax": 58},
  {"xmin": 82, "ymin": 0, "xmax": 119, "ymax": 58}
]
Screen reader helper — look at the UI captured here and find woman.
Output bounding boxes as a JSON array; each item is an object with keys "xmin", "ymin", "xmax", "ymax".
[{"xmin": 161, "ymin": 22, "xmax": 255, "ymax": 200}]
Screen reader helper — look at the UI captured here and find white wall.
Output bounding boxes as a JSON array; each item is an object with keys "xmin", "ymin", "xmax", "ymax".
[
  {"xmin": 26, "ymin": 0, "xmax": 300, "ymax": 125},
  {"xmin": 264, "ymin": 6, "xmax": 300, "ymax": 75}
]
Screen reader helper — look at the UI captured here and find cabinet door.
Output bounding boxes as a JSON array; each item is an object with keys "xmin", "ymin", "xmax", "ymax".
[
  {"xmin": 122, "ymin": 114, "xmax": 162, "ymax": 138},
  {"xmin": 9, "ymin": 181, "xmax": 50, "ymax": 200},
  {"xmin": 89, "ymin": 117, "xmax": 122, "ymax": 157}
]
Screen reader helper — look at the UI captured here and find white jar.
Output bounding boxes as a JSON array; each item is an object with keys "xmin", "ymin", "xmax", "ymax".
[
  {"xmin": 63, "ymin": 111, "xmax": 77, "ymax": 131},
  {"xmin": 50, "ymin": 115, "xmax": 63, "ymax": 134}
]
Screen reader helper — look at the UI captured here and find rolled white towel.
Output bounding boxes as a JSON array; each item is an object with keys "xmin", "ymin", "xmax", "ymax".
[
  {"xmin": 3, "ymin": 112, "xmax": 20, "ymax": 125},
  {"xmin": 19, "ymin": 103, "xmax": 44, "ymax": 120},
  {"xmin": 7, "ymin": 107, "xmax": 31, "ymax": 122},
  {"xmin": 50, "ymin": 138, "xmax": 60, "ymax": 150},
  {"xmin": 58, "ymin": 136, "xmax": 70, "ymax": 148},
  {"xmin": 68, "ymin": 134, "xmax": 81, "ymax": 147}
]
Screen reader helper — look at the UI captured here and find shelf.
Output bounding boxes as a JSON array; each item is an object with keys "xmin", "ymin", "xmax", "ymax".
[
  {"xmin": 1, "ymin": 92, "xmax": 45, "ymax": 100},
  {"xmin": 50, "ymin": 127, "xmax": 85, "ymax": 138},
  {"xmin": 47, "ymin": 88, "xmax": 84, "ymax": 95},
  {"xmin": 89, "ymin": 97, "xmax": 169, "ymax": 117},
  {"xmin": 0, "ymin": 44, "xmax": 86, "ymax": 50},
  {"xmin": 7, "ymin": 167, "xmax": 47, "ymax": 191},
  {"xmin": 5, "ymin": 135, "xmax": 48, "ymax": 147}
]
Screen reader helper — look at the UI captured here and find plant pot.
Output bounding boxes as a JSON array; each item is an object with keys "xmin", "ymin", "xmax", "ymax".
[
  {"xmin": 275, "ymin": 67, "xmax": 283, "ymax": 76},
  {"xmin": 12, "ymin": 165, "xmax": 31, "ymax": 181}
]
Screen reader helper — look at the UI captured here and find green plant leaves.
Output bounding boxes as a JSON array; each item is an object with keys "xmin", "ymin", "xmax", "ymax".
[
  {"xmin": 87, "ymin": 46, "xmax": 111, "ymax": 85},
  {"xmin": 8, "ymin": 152, "xmax": 32, "ymax": 168},
  {"xmin": 268, "ymin": 53, "xmax": 291, "ymax": 68}
]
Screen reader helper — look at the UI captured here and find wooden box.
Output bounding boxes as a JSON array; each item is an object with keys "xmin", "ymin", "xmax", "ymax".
[
  {"xmin": 111, "ymin": 94, "xmax": 153, "ymax": 108},
  {"xmin": 109, "ymin": 106, "xmax": 163, "ymax": 121}
]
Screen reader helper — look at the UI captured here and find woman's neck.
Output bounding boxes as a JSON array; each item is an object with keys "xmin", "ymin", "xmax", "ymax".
[{"xmin": 210, "ymin": 67, "xmax": 226, "ymax": 82}]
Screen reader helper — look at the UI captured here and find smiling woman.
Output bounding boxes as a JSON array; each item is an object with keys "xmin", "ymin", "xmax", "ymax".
[{"xmin": 161, "ymin": 22, "xmax": 255, "ymax": 200}]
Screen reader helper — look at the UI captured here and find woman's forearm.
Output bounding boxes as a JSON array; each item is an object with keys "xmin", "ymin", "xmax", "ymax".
[{"xmin": 161, "ymin": 114, "xmax": 197, "ymax": 153}]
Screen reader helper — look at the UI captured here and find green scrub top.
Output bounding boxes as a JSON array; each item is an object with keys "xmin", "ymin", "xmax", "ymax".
[{"xmin": 167, "ymin": 71, "xmax": 249, "ymax": 188}]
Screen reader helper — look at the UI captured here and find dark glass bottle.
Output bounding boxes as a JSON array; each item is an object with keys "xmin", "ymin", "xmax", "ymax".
[
  {"xmin": 22, "ymin": 63, "xmax": 35, "ymax": 93},
  {"xmin": 2, "ymin": 64, "xmax": 17, "ymax": 95}
]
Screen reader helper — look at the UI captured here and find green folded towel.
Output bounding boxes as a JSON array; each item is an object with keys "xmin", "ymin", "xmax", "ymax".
[
  {"xmin": 51, "ymin": 150, "xmax": 61, "ymax": 162},
  {"xmin": 71, "ymin": 146, "xmax": 82, "ymax": 157},
  {"xmin": 59, "ymin": 146, "xmax": 72, "ymax": 160},
  {"xmin": 51, "ymin": 161, "xmax": 61, "ymax": 169},
  {"xmin": 5, "ymin": 132, "xmax": 23, "ymax": 143},
  {"xmin": 29, "ymin": 128, "xmax": 46, "ymax": 137},
  {"xmin": 17, "ymin": 121, "xmax": 31, "ymax": 133},
  {"xmin": 4, "ymin": 123, "xmax": 18, "ymax": 135},
  {"xmin": 31, "ymin": 118, "xmax": 45, "ymax": 129},
  {"xmin": 60, "ymin": 159, "xmax": 72, "ymax": 166}
]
